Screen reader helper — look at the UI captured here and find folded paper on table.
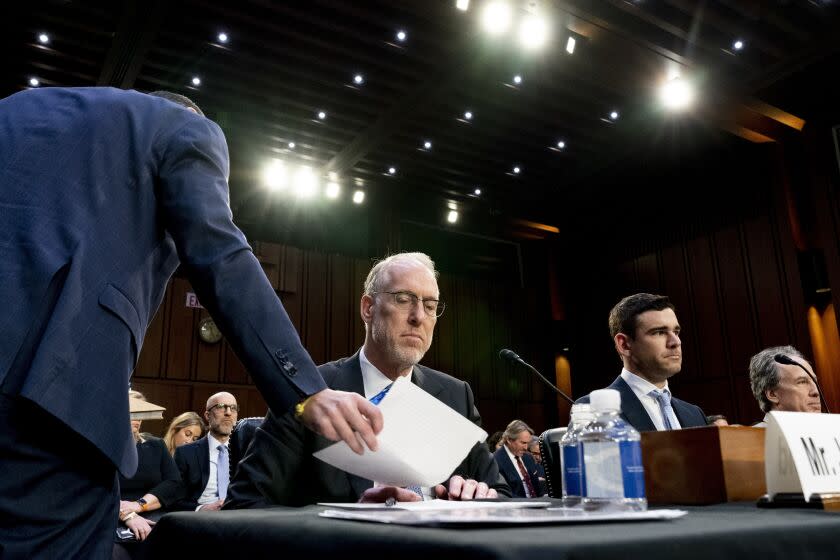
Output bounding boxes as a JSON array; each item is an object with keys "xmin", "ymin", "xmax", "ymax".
[
  {"xmin": 312, "ymin": 376, "xmax": 487, "ymax": 487},
  {"xmin": 318, "ymin": 500, "xmax": 552, "ymax": 510}
]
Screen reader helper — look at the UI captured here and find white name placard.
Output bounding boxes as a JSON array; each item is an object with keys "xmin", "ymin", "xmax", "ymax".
[{"xmin": 766, "ymin": 411, "xmax": 840, "ymax": 501}]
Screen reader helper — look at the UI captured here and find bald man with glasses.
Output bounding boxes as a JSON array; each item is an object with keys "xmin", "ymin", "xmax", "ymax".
[{"xmin": 227, "ymin": 252, "xmax": 511, "ymax": 508}]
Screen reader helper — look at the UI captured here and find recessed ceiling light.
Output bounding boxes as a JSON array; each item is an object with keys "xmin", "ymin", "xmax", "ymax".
[
  {"xmin": 610, "ymin": 110, "xmax": 619, "ymax": 120},
  {"xmin": 447, "ymin": 210, "xmax": 459, "ymax": 223},
  {"xmin": 474, "ymin": 187, "xmax": 482, "ymax": 195},
  {"xmin": 518, "ymin": 15, "xmax": 550, "ymax": 50},
  {"xmin": 317, "ymin": 110, "xmax": 326, "ymax": 120},
  {"xmin": 481, "ymin": 2, "xmax": 513, "ymax": 35},
  {"xmin": 423, "ymin": 140, "xmax": 432, "ymax": 149},
  {"xmin": 217, "ymin": 32, "xmax": 228, "ymax": 43},
  {"xmin": 263, "ymin": 160, "xmax": 288, "ymax": 191},
  {"xmin": 456, "ymin": 0, "xmax": 470, "ymax": 11},
  {"xmin": 566, "ymin": 36, "xmax": 576, "ymax": 54},
  {"xmin": 513, "ymin": 74, "xmax": 522, "ymax": 84},
  {"xmin": 353, "ymin": 74, "xmax": 364, "ymax": 85},
  {"xmin": 353, "ymin": 190, "xmax": 365, "ymax": 204},
  {"xmin": 293, "ymin": 166, "xmax": 318, "ymax": 198},
  {"xmin": 557, "ymin": 140, "xmax": 566, "ymax": 149},
  {"xmin": 513, "ymin": 166, "xmax": 521, "ymax": 174},
  {"xmin": 396, "ymin": 30, "xmax": 407, "ymax": 42},
  {"xmin": 38, "ymin": 33, "xmax": 49, "ymax": 44},
  {"xmin": 388, "ymin": 166, "xmax": 397, "ymax": 175},
  {"xmin": 29, "ymin": 77, "xmax": 40, "ymax": 87},
  {"xmin": 325, "ymin": 182, "xmax": 340, "ymax": 199},
  {"xmin": 288, "ymin": 142, "xmax": 296, "ymax": 149},
  {"xmin": 464, "ymin": 110, "xmax": 473, "ymax": 120},
  {"xmin": 191, "ymin": 76, "xmax": 201, "ymax": 86},
  {"xmin": 659, "ymin": 77, "xmax": 695, "ymax": 111},
  {"xmin": 733, "ymin": 39, "xmax": 744, "ymax": 50}
]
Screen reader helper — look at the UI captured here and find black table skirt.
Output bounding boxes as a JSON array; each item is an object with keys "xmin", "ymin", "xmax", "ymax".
[{"xmin": 146, "ymin": 500, "xmax": 840, "ymax": 560}]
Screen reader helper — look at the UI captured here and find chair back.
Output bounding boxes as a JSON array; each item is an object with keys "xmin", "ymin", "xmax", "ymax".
[
  {"xmin": 538, "ymin": 427, "xmax": 567, "ymax": 498},
  {"xmin": 229, "ymin": 416, "xmax": 264, "ymax": 479}
]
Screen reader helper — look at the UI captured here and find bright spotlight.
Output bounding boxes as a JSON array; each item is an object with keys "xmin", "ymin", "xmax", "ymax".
[
  {"xmin": 352, "ymin": 190, "xmax": 365, "ymax": 204},
  {"xmin": 293, "ymin": 166, "xmax": 318, "ymax": 198},
  {"xmin": 464, "ymin": 110, "xmax": 473, "ymax": 120},
  {"xmin": 325, "ymin": 182, "xmax": 340, "ymax": 199},
  {"xmin": 566, "ymin": 36, "xmax": 576, "ymax": 54},
  {"xmin": 447, "ymin": 210, "xmax": 459, "ymax": 223},
  {"xmin": 317, "ymin": 111, "xmax": 326, "ymax": 120},
  {"xmin": 218, "ymin": 32, "xmax": 228, "ymax": 43},
  {"xmin": 191, "ymin": 76, "xmax": 201, "ymax": 86},
  {"xmin": 733, "ymin": 39, "xmax": 744, "ymax": 50},
  {"xmin": 288, "ymin": 142, "xmax": 295, "ymax": 149},
  {"xmin": 387, "ymin": 167, "xmax": 396, "ymax": 175},
  {"xmin": 456, "ymin": 0, "xmax": 470, "ymax": 11},
  {"xmin": 518, "ymin": 15, "xmax": 550, "ymax": 50},
  {"xmin": 353, "ymin": 74, "xmax": 364, "ymax": 85},
  {"xmin": 396, "ymin": 30, "xmax": 407, "ymax": 42},
  {"xmin": 659, "ymin": 77, "xmax": 695, "ymax": 111},
  {"xmin": 557, "ymin": 140, "xmax": 565, "ymax": 149},
  {"xmin": 513, "ymin": 166, "xmax": 521, "ymax": 174},
  {"xmin": 474, "ymin": 188, "xmax": 482, "ymax": 195},
  {"xmin": 29, "ymin": 78, "xmax": 40, "ymax": 87},
  {"xmin": 513, "ymin": 74, "xmax": 522, "ymax": 84},
  {"xmin": 38, "ymin": 33, "xmax": 50, "ymax": 44},
  {"xmin": 610, "ymin": 111, "xmax": 619, "ymax": 120},
  {"xmin": 481, "ymin": 2, "xmax": 512, "ymax": 35},
  {"xmin": 263, "ymin": 160, "xmax": 288, "ymax": 191}
]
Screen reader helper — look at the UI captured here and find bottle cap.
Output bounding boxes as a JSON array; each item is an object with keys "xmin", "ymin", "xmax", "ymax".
[
  {"xmin": 570, "ymin": 403, "xmax": 591, "ymax": 415},
  {"xmin": 589, "ymin": 388, "xmax": 621, "ymax": 412}
]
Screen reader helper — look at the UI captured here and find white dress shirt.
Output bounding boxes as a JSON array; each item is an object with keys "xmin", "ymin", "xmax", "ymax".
[
  {"xmin": 502, "ymin": 444, "xmax": 533, "ymax": 498},
  {"xmin": 359, "ymin": 346, "xmax": 411, "ymax": 399},
  {"xmin": 196, "ymin": 434, "xmax": 228, "ymax": 510},
  {"xmin": 620, "ymin": 368, "xmax": 682, "ymax": 431}
]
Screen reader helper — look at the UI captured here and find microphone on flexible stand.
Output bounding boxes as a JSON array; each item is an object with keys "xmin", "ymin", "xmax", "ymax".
[
  {"xmin": 499, "ymin": 348, "xmax": 575, "ymax": 405},
  {"xmin": 774, "ymin": 353, "xmax": 831, "ymax": 414}
]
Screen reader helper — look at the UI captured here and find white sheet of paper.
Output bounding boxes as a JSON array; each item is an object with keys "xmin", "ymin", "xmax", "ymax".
[
  {"xmin": 318, "ymin": 500, "xmax": 552, "ymax": 510},
  {"xmin": 319, "ymin": 507, "xmax": 688, "ymax": 525},
  {"xmin": 312, "ymin": 376, "xmax": 487, "ymax": 487}
]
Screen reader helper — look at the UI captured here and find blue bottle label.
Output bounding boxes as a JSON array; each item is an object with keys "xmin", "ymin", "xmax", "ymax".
[
  {"xmin": 562, "ymin": 444, "xmax": 582, "ymax": 496},
  {"xmin": 619, "ymin": 440, "xmax": 646, "ymax": 499}
]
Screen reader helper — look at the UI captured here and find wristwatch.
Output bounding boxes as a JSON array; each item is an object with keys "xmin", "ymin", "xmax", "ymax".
[{"xmin": 136, "ymin": 498, "xmax": 149, "ymax": 512}]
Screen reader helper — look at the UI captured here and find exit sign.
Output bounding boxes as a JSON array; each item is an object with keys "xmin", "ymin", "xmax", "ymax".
[{"xmin": 185, "ymin": 292, "xmax": 204, "ymax": 309}]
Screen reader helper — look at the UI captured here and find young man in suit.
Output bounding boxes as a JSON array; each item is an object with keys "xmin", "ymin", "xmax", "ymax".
[
  {"xmin": 226, "ymin": 253, "xmax": 511, "ymax": 508},
  {"xmin": 174, "ymin": 392, "xmax": 239, "ymax": 511},
  {"xmin": 494, "ymin": 420, "xmax": 544, "ymax": 498},
  {"xmin": 0, "ymin": 87, "xmax": 382, "ymax": 558},
  {"xmin": 576, "ymin": 293, "xmax": 706, "ymax": 431}
]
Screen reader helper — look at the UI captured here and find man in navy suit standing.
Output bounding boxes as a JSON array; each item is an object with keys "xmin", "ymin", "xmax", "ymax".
[
  {"xmin": 576, "ymin": 293, "xmax": 706, "ymax": 431},
  {"xmin": 493, "ymin": 420, "xmax": 544, "ymax": 498},
  {"xmin": 0, "ymin": 87, "xmax": 383, "ymax": 559}
]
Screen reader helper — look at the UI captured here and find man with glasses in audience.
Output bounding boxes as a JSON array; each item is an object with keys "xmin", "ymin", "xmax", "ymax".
[
  {"xmin": 174, "ymin": 392, "xmax": 239, "ymax": 511},
  {"xmin": 226, "ymin": 252, "xmax": 511, "ymax": 507}
]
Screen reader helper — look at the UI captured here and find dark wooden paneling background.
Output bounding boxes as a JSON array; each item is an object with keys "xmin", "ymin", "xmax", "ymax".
[{"xmin": 132, "ymin": 242, "xmax": 558, "ymax": 437}]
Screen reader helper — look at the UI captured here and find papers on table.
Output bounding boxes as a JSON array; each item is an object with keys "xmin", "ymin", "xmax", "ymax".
[
  {"xmin": 312, "ymin": 376, "xmax": 487, "ymax": 487},
  {"xmin": 318, "ymin": 500, "xmax": 552, "ymax": 511},
  {"xmin": 319, "ymin": 507, "xmax": 688, "ymax": 526}
]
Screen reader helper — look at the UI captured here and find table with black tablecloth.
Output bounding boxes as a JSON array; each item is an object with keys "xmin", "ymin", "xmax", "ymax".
[{"xmin": 146, "ymin": 501, "xmax": 840, "ymax": 559}]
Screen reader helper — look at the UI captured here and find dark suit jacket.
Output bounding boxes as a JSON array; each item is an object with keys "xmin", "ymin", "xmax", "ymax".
[
  {"xmin": 0, "ymin": 87, "xmax": 327, "ymax": 477},
  {"xmin": 173, "ymin": 436, "xmax": 211, "ymax": 511},
  {"xmin": 493, "ymin": 447, "xmax": 543, "ymax": 498},
  {"xmin": 119, "ymin": 437, "xmax": 183, "ymax": 508},
  {"xmin": 576, "ymin": 375, "xmax": 706, "ymax": 432},
  {"xmin": 226, "ymin": 352, "xmax": 511, "ymax": 508}
]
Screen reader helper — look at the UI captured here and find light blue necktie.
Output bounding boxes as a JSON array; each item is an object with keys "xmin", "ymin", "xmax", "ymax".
[
  {"xmin": 217, "ymin": 444, "xmax": 229, "ymax": 501},
  {"xmin": 369, "ymin": 383, "xmax": 393, "ymax": 405},
  {"xmin": 649, "ymin": 389, "xmax": 676, "ymax": 430}
]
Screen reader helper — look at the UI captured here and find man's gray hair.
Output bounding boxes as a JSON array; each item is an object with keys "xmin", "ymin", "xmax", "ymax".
[
  {"xmin": 363, "ymin": 252, "xmax": 438, "ymax": 295},
  {"xmin": 749, "ymin": 345, "xmax": 806, "ymax": 413},
  {"xmin": 503, "ymin": 419, "xmax": 534, "ymax": 441}
]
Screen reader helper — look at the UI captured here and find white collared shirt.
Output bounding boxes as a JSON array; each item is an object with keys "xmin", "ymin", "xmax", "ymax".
[
  {"xmin": 620, "ymin": 368, "xmax": 682, "ymax": 431},
  {"xmin": 359, "ymin": 346, "xmax": 412, "ymax": 399},
  {"xmin": 196, "ymin": 434, "xmax": 228, "ymax": 510},
  {"xmin": 502, "ymin": 443, "xmax": 533, "ymax": 498}
]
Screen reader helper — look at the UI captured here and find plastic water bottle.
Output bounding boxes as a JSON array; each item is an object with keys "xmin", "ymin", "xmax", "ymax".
[
  {"xmin": 579, "ymin": 389, "xmax": 647, "ymax": 511},
  {"xmin": 560, "ymin": 403, "xmax": 594, "ymax": 506}
]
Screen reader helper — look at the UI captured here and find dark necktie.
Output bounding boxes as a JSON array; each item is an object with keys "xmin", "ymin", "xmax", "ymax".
[{"xmin": 515, "ymin": 455, "xmax": 536, "ymax": 498}]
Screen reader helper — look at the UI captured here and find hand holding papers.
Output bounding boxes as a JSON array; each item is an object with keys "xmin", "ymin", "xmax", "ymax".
[{"xmin": 313, "ymin": 376, "xmax": 487, "ymax": 487}]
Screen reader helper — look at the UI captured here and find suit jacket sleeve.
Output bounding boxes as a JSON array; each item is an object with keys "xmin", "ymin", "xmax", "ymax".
[
  {"xmin": 173, "ymin": 445, "xmax": 199, "ymax": 511},
  {"xmin": 155, "ymin": 117, "xmax": 327, "ymax": 415}
]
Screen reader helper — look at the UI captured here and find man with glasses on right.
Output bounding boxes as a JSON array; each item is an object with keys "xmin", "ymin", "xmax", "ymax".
[
  {"xmin": 174, "ymin": 392, "xmax": 239, "ymax": 511},
  {"xmin": 226, "ymin": 252, "xmax": 510, "ymax": 507}
]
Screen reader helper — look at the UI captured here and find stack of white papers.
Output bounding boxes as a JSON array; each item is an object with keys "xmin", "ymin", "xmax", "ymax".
[{"xmin": 312, "ymin": 376, "xmax": 487, "ymax": 487}]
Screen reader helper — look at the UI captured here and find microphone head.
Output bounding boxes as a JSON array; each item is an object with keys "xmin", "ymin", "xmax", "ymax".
[
  {"xmin": 774, "ymin": 353, "xmax": 796, "ymax": 366},
  {"xmin": 499, "ymin": 348, "xmax": 520, "ymax": 362}
]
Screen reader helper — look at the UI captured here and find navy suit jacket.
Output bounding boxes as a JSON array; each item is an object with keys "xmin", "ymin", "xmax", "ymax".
[
  {"xmin": 576, "ymin": 375, "xmax": 706, "ymax": 432},
  {"xmin": 226, "ymin": 351, "xmax": 511, "ymax": 508},
  {"xmin": 173, "ymin": 436, "xmax": 211, "ymax": 511},
  {"xmin": 0, "ymin": 87, "xmax": 327, "ymax": 476},
  {"xmin": 493, "ymin": 447, "xmax": 543, "ymax": 498}
]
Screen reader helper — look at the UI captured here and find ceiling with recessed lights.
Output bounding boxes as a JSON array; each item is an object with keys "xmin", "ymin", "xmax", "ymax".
[{"xmin": 5, "ymin": 0, "xmax": 840, "ymax": 238}]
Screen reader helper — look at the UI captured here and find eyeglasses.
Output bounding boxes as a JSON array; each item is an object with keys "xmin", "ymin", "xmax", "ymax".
[
  {"xmin": 372, "ymin": 291, "xmax": 446, "ymax": 318},
  {"xmin": 207, "ymin": 403, "xmax": 239, "ymax": 413}
]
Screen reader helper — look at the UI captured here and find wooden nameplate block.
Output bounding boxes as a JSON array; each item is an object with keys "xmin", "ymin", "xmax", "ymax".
[{"xmin": 641, "ymin": 425, "xmax": 766, "ymax": 504}]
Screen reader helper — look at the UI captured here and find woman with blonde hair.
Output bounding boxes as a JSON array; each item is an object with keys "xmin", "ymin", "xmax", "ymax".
[{"xmin": 162, "ymin": 411, "xmax": 206, "ymax": 456}]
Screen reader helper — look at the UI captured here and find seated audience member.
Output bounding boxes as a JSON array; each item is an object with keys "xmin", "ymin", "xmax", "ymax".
[
  {"xmin": 528, "ymin": 435, "xmax": 548, "ymax": 496},
  {"xmin": 163, "ymin": 412, "xmax": 206, "ymax": 456},
  {"xmin": 174, "ymin": 392, "xmax": 238, "ymax": 511},
  {"xmin": 576, "ymin": 293, "xmax": 706, "ymax": 431},
  {"xmin": 706, "ymin": 414, "xmax": 729, "ymax": 427},
  {"xmin": 114, "ymin": 393, "xmax": 183, "ymax": 557},
  {"xmin": 487, "ymin": 430, "xmax": 504, "ymax": 451},
  {"xmin": 494, "ymin": 420, "xmax": 544, "ymax": 498},
  {"xmin": 226, "ymin": 253, "xmax": 510, "ymax": 508},
  {"xmin": 749, "ymin": 345, "xmax": 821, "ymax": 427}
]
